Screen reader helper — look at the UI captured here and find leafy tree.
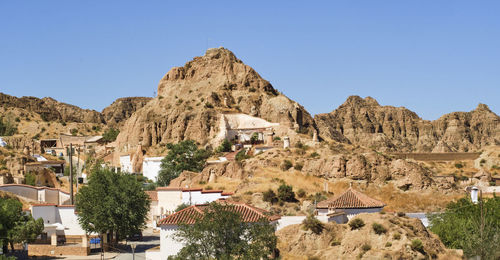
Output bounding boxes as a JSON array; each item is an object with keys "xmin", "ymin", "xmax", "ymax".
[
  {"xmin": 428, "ymin": 195, "xmax": 500, "ymax": 259},
  {"xmin": 263, "ymin": 189, "xmax": 278, "ymax": 204},
  {"xmin": 75, "ymin": 167, "xmax": 151, "ymax": 244},
  {"xmin": 302, "ymin": 214, "xmax": 324, "ymax": 234},
  {"xmin": 216, "ymin": 139, "xmax": 232, "ymax": 153},
  {"xmin": 170, "ymin": 202, "xmax": 277, "ymax": 259},
  {"xmin": 158, "ymin": 141, "xmax": 210, "ymax": 186},
  {"xmin": 24, "ymin": 172, "xmax": 36, "ymax": 186},
  {"xmin": 277, "ymin": 184, "xmax": 296, "ymax": 202},
  {"xmin": 102, "ymin": 128, "xmax": 120, "ymax": 142},
  {"xmin": 0, "ymin": 197, "xmax": 43, "ymax": 253},
  {"xmin": 0, "ymin": 117, "xmax": 17, "ymax": 136}
]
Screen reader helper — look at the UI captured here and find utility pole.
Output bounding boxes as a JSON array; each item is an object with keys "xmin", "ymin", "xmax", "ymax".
[
  {"xmin": 69, "ymin": 143, "xmax": 74, "ymax": 205},
  {"xmin": 131, "ymin": 244, "xmax": 136, "ymax": 260}
]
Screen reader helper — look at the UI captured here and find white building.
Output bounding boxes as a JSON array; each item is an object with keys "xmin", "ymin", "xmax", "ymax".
[
  {"xmin": 145, "ymin": 187, "xmax": 233, "ymax": 227},
  {"xmin": 145, "ymin": 200, "xmax": 280, "ymax": 259},
  {"xmin": 0, "ymin": 184, "xmax": 71, "ymax": 205},
  {"xmin": 316, "ymin": 188, "xmax": 385, "ymax": 221},
  {"xmin": 119, "ymin": 155, "xmax": 133, "ymax": 173},
  {"xmin": 142, "ymin": 157, "xmax": 163, "ymax": 181}
]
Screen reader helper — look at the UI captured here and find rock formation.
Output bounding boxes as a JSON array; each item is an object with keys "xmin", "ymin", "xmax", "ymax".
[
  {"xmin": 116, "ymin": 47, "xmax": 316, "ymax": 153},
  {"xmin": 315, "ymin": 96, "xmax": 499, "ymax": 152},
  {"xmin": 101, "ymin": 97, "xmax": 152, "ymax": 127},
  {"xmin": 0, "ymin": 92, "xmax": 104, "ymax": 123}
]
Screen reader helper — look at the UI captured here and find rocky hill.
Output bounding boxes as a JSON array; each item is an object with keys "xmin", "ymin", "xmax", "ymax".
[
  {"xmin": 101, "ymin": 97, "xmax": 152, "ymax": 127},
  {"xmin": 315, "ymin": 96, "xmax": 499, "ymax": 152},
  {"xmin": 116, "ymin": 47, "xmax": 316, "ymax": 152},
  {"xmin": 277, "ymin": 213, "xmax": 462, "ymax": 259},
  {"xmin": 0, "ymin": 92, "xmax": 104, "ymax": 123}
]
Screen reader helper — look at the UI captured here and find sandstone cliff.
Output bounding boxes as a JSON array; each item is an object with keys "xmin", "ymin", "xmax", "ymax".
[
  {"xmin": 315, "ymin": 96, "xmax": 499, "ymax": 152},
  {"xmin": 0, "ymin": 92, "xmax": 104, "ymax": 123},
  {"xmin": 116, "ymin": 47, "xmax": 316, "ymax": 152},
  {"xmin": 101, "ymin": 97, "xmax": 152, "ymax": 127}
]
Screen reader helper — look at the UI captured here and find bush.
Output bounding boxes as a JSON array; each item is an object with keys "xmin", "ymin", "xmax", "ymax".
[
  {"xmin": 204, "ymin": 102, "xmax": 214, "ymax": 108},
  {"xmin": 277, "ymin": 184, "xmax": 296, "ymax": 202},
  {"xmin": 393, "ymin": 232, "xmax": 401, "ymax": 240},
  {"xmin": 296, "ymin": 188, "xmax": 306, "ymax": 198},
  {"xmin": 281, "ymin": 160, "xmax": 293, "ymax": 171},
  {"xmin": 385, "ymin": 242, "xmax": 392, "ymax": 247},
  {"xmin": 411, "ymin": 239, "xmax": 424, "ymax": 253},
  {"xmin": 102, "ymin": 128, "xmax": 120, "ymax": 142},
  {"xmin": 25, "ymin": 172, "xmax": 36, "ymax": 186},
  {"xmin": 349, "ymin": 218, "xmax": 365, "ymax": 230},
  {"xmin": 0, "ymin": 117, "xmax": 18, "ymax": 136},
  {"xmin": 454, "ymin": 163, "xmax": 464, "ymax": 169},
  {"xmin": 397, "ymin": 212, "xmax": 405, "ymax": 217},
  {"xmin": 249, "ymin": 87, "xmax": 256, "ymax": 92},
  {"xmin": 361, "ymin": 244, "xmax": 371, "ymax": 251},
  {"xmin": 372, "ymin": 223, "xmax": 387, "ymax": 235},
  {"xmin": 302, "ymin": 215, "xmax": 324, "ymax": 234},
  {"xmin": 263, "ymin": 189, "xmax": 278, "ymax": 204},
  {"xmin": 235, "ymin": 149, "xmax": 250, "ymax": 161},
  {"xmin": 309, "ymin": 152, "xmax": 320, "ymax": 158},
  {"xmin": 331, "ymin": 240, "xmax": 341, "ymax": 246},
  {"xmin": 70, "ymin": 128, "xmax": 78, "ymax": 136},
  {"xmin": 273, "ymin": 136, "xmax": 281, "ymax": 141},
  {"xmin": 480, "ymin": 159, "xmax": 486, "ymax": 164},
  {"xmin": 294, "ymin": 162, "xmax": 303, "ymax": 171},
  {"xmin": 216, "ymin": 139, "xmax": 232, "ymax": 153}
]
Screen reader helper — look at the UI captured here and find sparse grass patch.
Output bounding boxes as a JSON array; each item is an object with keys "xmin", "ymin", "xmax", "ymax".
[
  {"xmin": 372, "ymin": 223, "xmax": 387, "ymax": 235},
  {"xmin": 349, "ymin": 218, "xmax": 365, "ymax": 230}
]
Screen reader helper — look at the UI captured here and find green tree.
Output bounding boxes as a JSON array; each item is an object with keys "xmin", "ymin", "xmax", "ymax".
[
  {"xmin": 0, "ymin": 197, "xmax": 43, "ymax": 253},
  {"xmin": 428, "ymin": 195, "xmax": 500, "ymax": 259},
  {"xmin": 302, "ymin": 214, "xmax": 324, "ymax": 234},
  {"xmin": 277, "ymin": 184, "xmax": 296, "ymax": 202},
  {"xmin": 24, "ymin": 172, "xmax": 36, "ymax": 186},
  {"xmin": 102, "ymin": 128, "xmax": 120, "ymax": 142},
  {"xmin": 0, "ymin": 117, "xmax": 17, "ymax": 136},
  {"xmin": 170, "ymin": 202, "xmax": 277, "ymax": 259},
  {"xmin": 216, "ymin": 139, "xmax": 232, "ymax": 153},
  {"xmin": 158, "ymin": 140, "xmax": 210, "ymax": 186},
  {"xmin": 75, "ymin": 167, "xmax": 151, "ymax": 245}
]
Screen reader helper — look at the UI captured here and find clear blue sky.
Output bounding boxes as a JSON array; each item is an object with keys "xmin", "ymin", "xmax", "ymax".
[{"xmin": 1, "ymin": 1, "xmax": 499, "ymax": 120}]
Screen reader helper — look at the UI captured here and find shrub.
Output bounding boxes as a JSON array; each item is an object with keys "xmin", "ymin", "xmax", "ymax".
[
  {"xmin": 273, "ymin": 136, "xmax": 281, "ymax": 141},
  {"xmin": 393, "ymin": 232, "xmax": 401, "ymax": 240},
  {"xmin": 249, "ymin": 87, "xmax": 256, "ymax": 92},
  {"xmin": 102, "ymin": 128, "xmax": 120, "ymax": 142},
  {"xmin": 70, "ymin": 128, "xmax": 78, "ymax": 136},
  {"xmin": 480, "ymin": 159, "xmax": 486, "ymax": 164},
  {"xmin": 277, "ymin": 184, "xmax": 296, "ymax": 202},
  {"xmin": 25, "ymin": 172, "xmax": 36, "ymax": 186},
  {"xmin": 204, "ymin": 102, "xmax": 214, "ymax": 108},
  {"xmin": 454, "ymin": 163, "xmax": 463, "ymax": 169},
  {"xmin": 296, "ymin": 188, "xmax": 306, "ymax": 198},
  {"xmin": 281, "ymin": 160, "xmax": 293, "ymax": 171},
  {"xmin": 349, "ymin": 218, "xmax": 365, "ymax": 230},
  {"xmin": 235, "ymin": 149, "xmax": 250, "ymax": 161},
  {"xmin": 361, "ymin": 244, "xmax": 371, "ymax": 251},
  {"xmin": 385, "ymin": 242, "xmax": 392, "ymax": 247},
  {"xmin": 216, "ymin": 139, "xmax": 232, "ymax": 153},
  {"xmin": 331, "ymin": 240, "xmax": 341, "ymax": 246},
  {"xmin": 309, "ymin": 152, "xmax": 320, "ymax": 158},
  {"xmin": 372, "ymin": 223, "xmax": 387, "ymax": 235},
  {"xmin": 411, "ymin": 239, "xmax": 424, "ymax": 254},
  {"xmin": 397, "ymin": 212, "xmax": 406, "ymax": 217},
  {"xmin": 205, "ymin": 185, "xmax": 213, "ymax": 190},
  {"xmin": 302, "ymin": 215, "xmax": 324, "ymax": 234},
  {"xmin": 263, "ymin": 189, "xmax": 278, "ymax": 204},
  {"xmin": 294, "ymin": 162, "xmax": 303, "ymax": 171}
]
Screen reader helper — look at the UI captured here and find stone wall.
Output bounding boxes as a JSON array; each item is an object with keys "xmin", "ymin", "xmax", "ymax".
[{"xmin": 28, "ymin": 244, "xmax": 89, "ymax": 257}]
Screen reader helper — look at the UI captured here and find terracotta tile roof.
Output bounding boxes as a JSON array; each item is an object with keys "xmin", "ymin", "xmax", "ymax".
[
  {"xmin": 158, "ymin": 201, "xmax": 280, "ymax": 225},
  {"xmin": 145, "ymin": 191, "xmax": 158, "ymax": 201},
  {"xmin": 201, "ymin": 190, "xmax": 223, "ymax": 194},
  {"xmin": 317, "ymin": 188, "xmax": 385, "ymax": 209}
]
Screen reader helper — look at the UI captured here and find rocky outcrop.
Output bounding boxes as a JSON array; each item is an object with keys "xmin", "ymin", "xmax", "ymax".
[
  {"xmin": 277, "ymin": 213, "xmax": 462, "ymax": 259},
  {"xmin": 0, "ymin": 92, "xmax": 104, "ymax": 123},
  {"xmin": 315, "ymin": 96, "xmax": 499, "ymax": 152},
  {"xmin": 101, "ymin": 97, "xmax": 152, "ymax": 127},
  {"xmin": 301, "ymin": 152, "xmax": 436, "ymax": 191},
  {"xmin": 116, "ymin": 47, "xmax": 316, "ymax": 152}
]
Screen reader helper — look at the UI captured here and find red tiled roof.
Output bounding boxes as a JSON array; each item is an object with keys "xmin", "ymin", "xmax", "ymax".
[
  {"xmin": 221, "ymin": 192, "xmax": 234, "ymax": 196},
  {"xmin": 201, "ymin": 190, "xmax": 223, "ymax": 194},
  {"xmin": 145, "ymin": 191, "xmax": 158, "ymax": 201},
  {"xmin": 158, "ymin": 201, "xmax": 280, "ymax": 225},
  {"xmin": 317, "ymin": 188, "xmax": 385, "ymax": 209}
]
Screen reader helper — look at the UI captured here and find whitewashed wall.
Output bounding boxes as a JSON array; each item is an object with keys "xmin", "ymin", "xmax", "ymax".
[
  {"xmin": 32, "ymin": 205, "xmax": 57, "ymax": 224},
  {"xmin": 142, "ymin": 157, "xmax": 163, "ymax": 181},
  {"xmin": 157, "ymin": 190, "xmax": 183, "ymax": 214},
  {"xmin": 57, "ymin": 207, "xmax": 86, "ymax": 236},
  {"xmin": 119, "ymin": 155, "xmax": 132, "ymax": 173},
  {"xmin": 160, "ymin": 225, "xmax": 184, "ymax": 258}
]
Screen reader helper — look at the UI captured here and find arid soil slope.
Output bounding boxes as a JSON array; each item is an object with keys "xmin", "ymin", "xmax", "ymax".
[
  {"xmin": 116, "ymin": 47, "xmax": 316, "ymax": 152},
  {"xmin": 101, "ymin": 97, "xmax": 152, "ymax": 127},
  {"xmin": 277, "ymin": 213, "xmax": 462, "ymax": 259},
  {"xmin": 315, "ymin": 96, "xmax": 499, "ymax": 152}
]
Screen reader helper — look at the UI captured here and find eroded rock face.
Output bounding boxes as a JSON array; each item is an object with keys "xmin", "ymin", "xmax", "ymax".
[
  {"xmin": 101, "ymin": 97, "xmax": 152, "ymax": 127},
  {"xmin": 315, "ymin": 96, "xmax": 499, "ymax": 152},
  {"xmin": 0, "ymin": 92, "xmax": 104, "ymax": 123},
  {"xmin": 302, "ymin": 152, "xmax": 435, "ymax": 190},
  {"xmin": 116, "ymin": 48, "xmax": 316, "ymax": 152}
]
